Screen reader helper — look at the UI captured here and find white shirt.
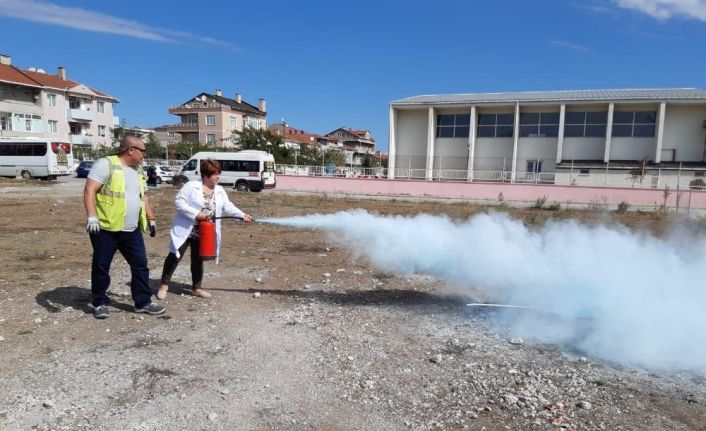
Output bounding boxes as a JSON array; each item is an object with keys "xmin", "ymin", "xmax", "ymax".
[{"xmin": 169, "ymin": 180, "xmax": 245, "ymax": 263}]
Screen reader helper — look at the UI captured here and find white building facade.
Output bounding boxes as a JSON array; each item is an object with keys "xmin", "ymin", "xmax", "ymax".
[
  {"xmin": 0, "ymin": 54, "xmax": 118, "ymax": 149},
  {"xmin": 389, "ymin": 89, "xmax": 706, "ymax": 188}
]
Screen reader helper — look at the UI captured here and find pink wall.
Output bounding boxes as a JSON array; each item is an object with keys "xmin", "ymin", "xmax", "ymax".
[{"xmin": 276, "ymin": 175, "xmax": 706, "ymax": 210}]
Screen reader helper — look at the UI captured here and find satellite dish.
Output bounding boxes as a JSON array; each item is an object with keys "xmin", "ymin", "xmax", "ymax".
[
  {"xmin": 37, "ymin": 68, "xmax": 46, "ymax": 74},
  {"xmin": 28, "ymin": 67, "xmax": 37, "ymax": 72},
  {"xmin": 201, "ymin": 95, "xmax": 207, "ymax": 102}
]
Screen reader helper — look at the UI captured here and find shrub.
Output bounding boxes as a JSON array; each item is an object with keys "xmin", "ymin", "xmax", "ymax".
[
  {"xmin": 616, "ymin": 201, "xmax": 630, "ymax": 214},
  {"xmin": 532, "ymin": 195, "xmax": 548, "ymax": 210},
  {"xmin": 546, "ymin": 201, "xmax": 561, "ymax": 211}
]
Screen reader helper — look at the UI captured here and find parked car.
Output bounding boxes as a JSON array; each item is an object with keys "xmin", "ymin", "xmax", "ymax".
[
  {"xmin": 154, "ymin": 165, "xmax": 174, "ymax": 184},
  {"xmin": 75, "ymin": 160, "xmax": 94, "ymax": 178}
]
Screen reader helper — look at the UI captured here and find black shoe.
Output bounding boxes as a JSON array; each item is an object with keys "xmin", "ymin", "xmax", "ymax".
[
  {"xmin": 134, "ymin": 303, "xmax": 166, "ymax": 315},
  {"xmin": 94, "ymin": 305, "xmax": 109, "ymax": 319}
]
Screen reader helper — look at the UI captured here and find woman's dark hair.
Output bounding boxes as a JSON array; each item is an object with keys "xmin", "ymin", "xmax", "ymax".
[{"xmin": 200, "ymin": 159, "xmax": 221, "ymax": 178}]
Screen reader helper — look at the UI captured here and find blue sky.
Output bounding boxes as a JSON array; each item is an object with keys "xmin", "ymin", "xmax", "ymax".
[{"xmin": 1, "ymin": 0, "xmax": 705, "ymax": 152}]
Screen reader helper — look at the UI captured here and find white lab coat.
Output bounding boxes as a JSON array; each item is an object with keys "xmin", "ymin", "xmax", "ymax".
[{"xmin": 168, "ymin": 180, "xmax": 245, "ymax": 263}]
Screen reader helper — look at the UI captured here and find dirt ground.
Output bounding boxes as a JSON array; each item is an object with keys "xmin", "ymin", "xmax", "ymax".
[{"xmin": 0, "ymin": 176, "xmax": 705, "ymax": 431}]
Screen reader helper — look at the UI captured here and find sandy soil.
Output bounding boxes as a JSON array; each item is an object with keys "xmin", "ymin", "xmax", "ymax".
[{"xmin": 0, "ymin": 176, "xmax": 704, "ymax": 430}]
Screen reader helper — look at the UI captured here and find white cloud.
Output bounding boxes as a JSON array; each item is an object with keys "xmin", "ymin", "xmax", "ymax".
[
  {"xmin": 612, "ymin": 0, "xmax": 706, "ymax": 21},
  {"xmin": 547, "ymin": 40, "xmax": 593, "ymax": 53},
  {"xmin": 0, "ymin": 0, "xmax": 235, "ymax": 47}
]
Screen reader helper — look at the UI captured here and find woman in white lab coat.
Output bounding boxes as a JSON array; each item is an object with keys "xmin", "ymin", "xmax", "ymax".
[{"xmin": 157, "ymin": 159, "xmax": 253, "ymax": 299}]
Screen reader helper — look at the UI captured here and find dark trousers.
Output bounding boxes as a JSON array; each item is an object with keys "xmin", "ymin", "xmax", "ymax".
[
  {"xmin": 90, "ymin": 229, "xmax": 152, "ymax": 308},
  {"xmin": 160, "ymin": 237, "xmax": 204, "ymax": 290}
]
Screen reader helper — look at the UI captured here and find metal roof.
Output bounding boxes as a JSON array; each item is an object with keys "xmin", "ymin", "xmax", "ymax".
[{"xmin": 391, "ymin": 88, "xmax": 706, "ymax": 105}]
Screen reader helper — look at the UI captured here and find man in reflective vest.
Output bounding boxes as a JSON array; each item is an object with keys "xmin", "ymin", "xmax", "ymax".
[{"xmin": 83, "ymin": 135, "xmax": 165, "ymax": 319}]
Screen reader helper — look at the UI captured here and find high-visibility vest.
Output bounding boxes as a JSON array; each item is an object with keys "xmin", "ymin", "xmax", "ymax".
[{"xmin": 95, "ymin": 155, "xmax": 148, "ymax": 232}]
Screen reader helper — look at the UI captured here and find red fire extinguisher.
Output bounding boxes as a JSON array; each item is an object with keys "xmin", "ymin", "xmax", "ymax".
[{"xmin": 198, "ymin": 220, "xmax": 217, "ymax": 260}]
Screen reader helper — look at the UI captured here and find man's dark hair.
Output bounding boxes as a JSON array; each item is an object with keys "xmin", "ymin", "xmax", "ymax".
[{"xmin": 119, "ymin": 135, "xmax": 141, "ymax": 154}]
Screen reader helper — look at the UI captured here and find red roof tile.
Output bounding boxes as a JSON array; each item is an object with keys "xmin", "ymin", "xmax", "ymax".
[
  {"xmin": 0, "ymin": 64, "xmax": 41, "ymax": 87},
  {"xmin": 0, "ymin": 65, "xmax": 117, "ymax": 100},
  {"xmin": 21, "ymin": 69, "xmax": 79, "ymax": 90}
]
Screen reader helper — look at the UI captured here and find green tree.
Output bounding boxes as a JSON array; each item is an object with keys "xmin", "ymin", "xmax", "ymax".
[
  {"xmin": 235, "ymin": 128, "xmax": 283, "ymax": 150},
  {"xmin": 291, "ymin": 146, "xmax": 346, "ymax": 167},
  {"xmin": 170, "ymin": 141, "xmax": 214, "ymax": 160},
  {"xmin": 295, "ymin": 145, "xmax": 322, "ymax": 165},
  {"xmin": 145, "ymin": 133, "xmax": 163, "ymax": 159},
  {"xmin": 231, "ymin": 128, "xmax": 294, "ymax": 164},
  {"xmin": 323, "ymin": 149, "xmax": 346, "ymax": 166}
]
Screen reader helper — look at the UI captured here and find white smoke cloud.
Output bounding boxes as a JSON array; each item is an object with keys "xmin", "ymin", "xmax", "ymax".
[{"xmin": 262, "ymin": 210, "xmax": 706, "ymax": 374}]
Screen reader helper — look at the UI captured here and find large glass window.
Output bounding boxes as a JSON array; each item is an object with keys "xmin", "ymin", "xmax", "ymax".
[
  {"xmin": 97, "ymin": 101, "xmax": 105, "ymax": 113},
  {"xmin": 519, "ymin": 112, "xmax": 559, "ymax": 137},
  {"xmin": 46, "ymin": 94, "xmax": 56, "ymax": 107},
  {"xmin": 206, "ymin": 115, "xmax": 216, "ymax": 126},
  {"xmin": 207, "ymin": 133, "xmax": 216, "ymax": 144},
  {"xmin": 220, "ymin": 160, "xmax": 260, "ymax": 172},
  {"xmin": 564, "ymin": 111, "xmax": 608, "ymax": 138},
  {"xmin": 245, "ymin": 117, "xmax": 260, "ymax": 129},
  {"xmin": 477, "ymin": 113, "xmax": 515, "ymax": 138},
  {"xmin": 0, "ymin": 142, "xmax": 46, "ymax": 156},
  {"xmin": 612, "ymin": 111, "xmax": 656, "ymax": 137},
  {"xmin": 436, "ymin": 114, "xmax": 470, "ymax": 138}
]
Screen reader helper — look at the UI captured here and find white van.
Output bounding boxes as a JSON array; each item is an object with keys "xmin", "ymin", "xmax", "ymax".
[
  {"xmin": 0, "ymin": 137, "xmax": 74, "ymax": 179},
  {"xmin": 178, "ymin": 150, "xmax": 276, "ymax": 192}
]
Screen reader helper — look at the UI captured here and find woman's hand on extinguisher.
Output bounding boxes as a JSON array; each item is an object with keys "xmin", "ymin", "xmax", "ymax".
[
  {"xmin": 242, "ymin": 214, "xmax": 254, "ymax": 223},
  {"xmin": 195, "ymin": 213, "xmax": 209, "ymax": 221}
]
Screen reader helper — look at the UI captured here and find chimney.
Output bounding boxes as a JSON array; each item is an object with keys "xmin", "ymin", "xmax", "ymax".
[
  {"xmin": 0, "ymin": 54, "xmax": 10, "ymax": 66},
  {"xmin": 215, "ymin": 88, "xmax": 222, "ymax": 96},
  {"xmin": 235, "ymin": 93, "xmax": 241, "ymax": 104},
  {"xmin": 57, "ymin": 66, "xmax": 66, "ymax": 80},
  {"xmin": 258, "ymin": 98, "xmax": 266, "ymax": 113}
]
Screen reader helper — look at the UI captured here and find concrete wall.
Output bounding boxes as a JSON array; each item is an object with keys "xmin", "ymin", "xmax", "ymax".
[
  {"xmin": 662, "ymin": 104, "xmax": 706, "ymax": 162},
  {"xmin": 396, "ymin": 109, "xmax": 428, "ymax": 157},
  {"xmin": 41, "ymin": 90, "xmax": 67, "ymax": 139},
  {"xmin": 517, "ymin": 138, "xmax": 557, "ymax": 166},
  {"xmin": 561, "ymin": 138, "xmax": 605, "ymax": 160},
  {"xmin": 609, "ymin": 137, "xmax": 655, "ymax": 161},
  {"xmin": 93, "ymin": 100, "xmax": 115, "ymax": 148},
  {"xmin": 393, "ymin": 100, "xmax": 706, "ymax": 171},
  {"xmin": 474, "ymin": 138, "xmax": 513, "ymax": 169},
  {"xmin": 276, "ymin": 174, "xmax": 706, "ymax": 210}
]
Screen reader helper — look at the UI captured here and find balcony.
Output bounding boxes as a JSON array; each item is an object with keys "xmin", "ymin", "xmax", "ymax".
[
  {"xmin": 69, "ymin": 108, "xmax": 93, "ymax": 122},
  {"xmin": 70, "ymin": 134, "xmax": 93, "ymax": 145},
  {"xmin": 169, "ymin": 103, "xmax": 230, "ymax": 114},
  {"xmin": 166, "ymin": 122, "xmax": 199, "ymax": 132}
]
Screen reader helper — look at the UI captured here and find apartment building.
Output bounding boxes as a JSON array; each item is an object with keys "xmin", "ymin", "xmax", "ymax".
[
  {"xmin": 268, "ymin": 124, "xmax": 376, "ymax": 165},
  {"xmin": 389, "ymin": 88, "xmax": 706, "ymax": 187},
  {"xmin": 163, "ymin": 90, "xmax": 267, "ymax": 147},
  {"xmin": 267, "ymin": 124, "xmax": 331, "ymax": 149},
  {"xmin": 153, "ymin": 125, "xmax": 180, "ymax": 147},
  {"xmin": 324, "ymin": 127, "xmax": 376, "ymax": 164},
  {"xmin": 0, "ymin": 54, "xmax": 118, "ymax": 149}
]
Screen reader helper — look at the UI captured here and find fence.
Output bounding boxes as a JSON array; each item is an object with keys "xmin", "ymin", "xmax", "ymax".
[
  {"xmin": 144, "ymin": 159, "xmax": 185, "ymax": 169},
  {"xmin": 277, "ymin": 156, "xmax": 706, "ymax": 192}
]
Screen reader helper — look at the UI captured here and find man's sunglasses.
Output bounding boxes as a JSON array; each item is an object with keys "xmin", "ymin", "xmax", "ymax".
[{"xmin": 130, "ymin": 147, "xmax": 147, "ymax": 154}]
